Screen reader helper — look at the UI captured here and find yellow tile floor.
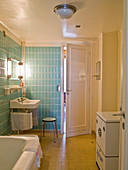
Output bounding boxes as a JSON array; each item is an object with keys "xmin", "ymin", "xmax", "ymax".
[{"xmin": 39, "ymin": 133, "xmax": 99, "ymax": 170}]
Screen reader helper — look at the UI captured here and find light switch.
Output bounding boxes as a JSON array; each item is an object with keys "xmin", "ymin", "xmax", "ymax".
[{"xmin": 57, "ymin": 85, "xmax": 60, "ymax": 92}]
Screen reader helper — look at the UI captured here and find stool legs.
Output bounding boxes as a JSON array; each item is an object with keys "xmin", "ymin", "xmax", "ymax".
[
  {"xmin": 40, "ymin": 122, "xmax": 43, "ymax": 142},
  {"xmin": 43, "ymin": 121, "xmax": 45, "ymax": 137},
  {"xmin": 53, "ymin": 122, "xmax": 56, "ymax": 143},
  {"xmin": 55, "ymin": 120, "xmax": 58, "ymax": 138}
]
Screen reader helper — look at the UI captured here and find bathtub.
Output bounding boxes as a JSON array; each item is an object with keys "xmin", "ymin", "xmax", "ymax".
[{"xmin": 0, "ymin": 135, "xmax": 42, "ymax": 170}]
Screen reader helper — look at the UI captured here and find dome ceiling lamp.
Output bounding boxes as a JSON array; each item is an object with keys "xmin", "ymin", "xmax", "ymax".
[{"xmin": 54, "ymin": 4, "xmax": 77, "ymax": 19}]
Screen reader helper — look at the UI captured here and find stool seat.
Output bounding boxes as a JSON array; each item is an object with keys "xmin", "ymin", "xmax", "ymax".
[
  {"xmin": 43, "ymin": 117, "xmax": 56, "ymax": 122},
  {"xmin": 41, "ymin": 117, "xmax": 58, "ymax": 143}
]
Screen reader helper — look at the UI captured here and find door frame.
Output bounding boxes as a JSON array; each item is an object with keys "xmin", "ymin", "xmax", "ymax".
[
  {"xmin": 61, "ymin": 45, "xmax": 64, "ymax": 134},
  {"xmin": 119, "ymin": 0, "xmax": 128, "ymax": 169},
  {"xmin": 123, "ymin": 0, "xmax": 128, "ymax": 169}
]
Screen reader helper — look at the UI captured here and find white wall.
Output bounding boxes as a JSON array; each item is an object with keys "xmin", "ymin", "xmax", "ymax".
[
  {"xmin": 102, "ymin": 32, "xmax": 119, "ymax": 111},
  {"xmin": 91, "ymin": 31, "xmax": 121, "ymax": 132}
]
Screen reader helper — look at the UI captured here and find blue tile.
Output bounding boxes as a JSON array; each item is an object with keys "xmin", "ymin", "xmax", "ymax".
[
  {"xmin": 25, "ymin": 46, "xmax": 61, "ymax": 130},
  {"xmin": 0, "ymin": 30, "xmax": 22, "ymax": 135}
]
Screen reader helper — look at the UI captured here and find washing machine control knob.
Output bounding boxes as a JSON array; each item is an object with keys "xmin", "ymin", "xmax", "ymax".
[
  {"xmin": 98, "ymin": 128, "xmax": 102, "ymax": 137},
  {"xmin": 103, "ymin": 126, "xmax": 105, "ymax": 131}
]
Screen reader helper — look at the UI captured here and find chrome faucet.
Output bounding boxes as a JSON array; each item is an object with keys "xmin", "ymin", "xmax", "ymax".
[{"xmin": 18, "ymin": 97, "xmax": 25, "ymax": 103}]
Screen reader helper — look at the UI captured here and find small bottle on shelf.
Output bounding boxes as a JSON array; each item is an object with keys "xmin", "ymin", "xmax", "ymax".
[{"xmin": 20, "ymin": 80, "xmax": 24, "ymax": 87}]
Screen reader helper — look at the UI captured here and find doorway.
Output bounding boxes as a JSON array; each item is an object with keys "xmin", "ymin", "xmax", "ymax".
[
  {"xmin": 63, "ymin": 46, "xmax": 67, "ymax": 134},
  {"xmin": 62, "ymin": 44, "xmax": 91, "ymax": 137}
]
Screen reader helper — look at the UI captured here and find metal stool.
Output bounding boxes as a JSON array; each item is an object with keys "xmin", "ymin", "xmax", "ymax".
[{"xmin": 41, "ymin": 117, "xmax": 58, "ymax": 142}]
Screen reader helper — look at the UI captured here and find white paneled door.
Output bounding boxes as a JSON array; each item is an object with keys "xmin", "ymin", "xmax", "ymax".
[{"xmin": 66, "ymin": 44, "xmax": 91, "ymax": 137}]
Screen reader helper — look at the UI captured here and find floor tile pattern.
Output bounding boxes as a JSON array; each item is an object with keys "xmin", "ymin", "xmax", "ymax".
[{"xmin": 39, "ymin": 133, "xmax": 98, "ymax": 170}]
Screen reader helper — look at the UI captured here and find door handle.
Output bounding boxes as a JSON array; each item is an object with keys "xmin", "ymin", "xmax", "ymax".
[
  {"xmin": 98, "ymin": 128, "xmax": 102, "ymax": 137},
  {"xmin": 66, "ymin": 89, "xmax": 72, "ymax": 92},
  {"xmin": 113, "ymin": 112, "xmax": 125, "ymax": 119},
  {"xmin": 66, "ymin": 89, "xmax": 72, "ymax": 95}
]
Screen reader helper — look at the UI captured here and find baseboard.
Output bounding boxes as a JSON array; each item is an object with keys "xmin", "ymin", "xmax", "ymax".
[{"xmin": 19, "ymin": 129, "xmax": 61, "ymax": 134}]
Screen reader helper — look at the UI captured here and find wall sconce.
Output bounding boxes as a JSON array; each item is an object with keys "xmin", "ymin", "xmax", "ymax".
[
  {"xmin": 18, "ymin": 61, "xmax": 24, "ymax": 79},
  {"xmin": 7, "ymin": 57, "xmax": 11, "ymax": 79},
  {"xmin": 63, "ymin": 46, "xmax": 67, "ymax": 56}
]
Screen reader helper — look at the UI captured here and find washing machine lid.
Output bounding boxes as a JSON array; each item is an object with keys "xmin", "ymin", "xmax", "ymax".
[{"xmin": 96, "ymin": 112, "xmax": 120, "ymax": 123}]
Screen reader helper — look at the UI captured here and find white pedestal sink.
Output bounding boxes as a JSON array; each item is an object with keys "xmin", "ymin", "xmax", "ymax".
[
  {"xmin": 10, "ymin": 97, "xmax": 40, "ymax": 132},
  {"xmin": 10, "ymin": 97, "xmax": 41, "ymax": 109}
]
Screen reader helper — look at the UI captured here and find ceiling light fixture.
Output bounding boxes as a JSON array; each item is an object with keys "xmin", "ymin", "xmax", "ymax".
[{"xmin": 54, "ymin": 4, "xmax": 77, "ymax": 19}]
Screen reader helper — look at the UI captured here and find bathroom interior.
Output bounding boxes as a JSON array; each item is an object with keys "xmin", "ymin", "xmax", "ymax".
[{"xmin": 0, "ymin": 0, "xmax": 126, "ymax": 169}]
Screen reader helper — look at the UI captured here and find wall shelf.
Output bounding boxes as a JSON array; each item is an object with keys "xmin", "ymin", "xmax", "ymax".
[{"xmin": 4, "ymin": 85, "xmax": 24, "ymax": 95}]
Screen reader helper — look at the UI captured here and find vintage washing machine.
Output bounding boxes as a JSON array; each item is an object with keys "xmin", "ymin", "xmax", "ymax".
[{"xmin": 96, "ymin": 112, "xmax": 120, "ymax": 170}]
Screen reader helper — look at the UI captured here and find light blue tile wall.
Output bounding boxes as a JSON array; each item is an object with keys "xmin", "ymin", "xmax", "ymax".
[
  {"xmin": 25, "ymin": 47, "xmax": 61, "ymax": 130},
  {"xmin": 0, "ymin": 30, "xmax": 22, "ymax": 135}
]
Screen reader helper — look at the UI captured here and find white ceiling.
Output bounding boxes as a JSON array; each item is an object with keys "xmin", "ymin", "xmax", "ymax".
[{"xmin": 0, "ymin": 0, "xmax": 123, "ymax": 42}]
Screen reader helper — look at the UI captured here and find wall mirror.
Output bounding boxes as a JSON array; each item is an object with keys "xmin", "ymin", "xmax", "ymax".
[
  {"xmin": 0, "ymin": 58, "xmax": 6, "ymax": 79},
  {"xmin": 11, "ymin": 58, "xmax": 19, "ymax": 80}
]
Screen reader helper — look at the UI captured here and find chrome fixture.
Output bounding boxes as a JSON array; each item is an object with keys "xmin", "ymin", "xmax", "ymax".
[{"xmin": 54, "ymin": 4, "xmax": 77, "ymax": 19}]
